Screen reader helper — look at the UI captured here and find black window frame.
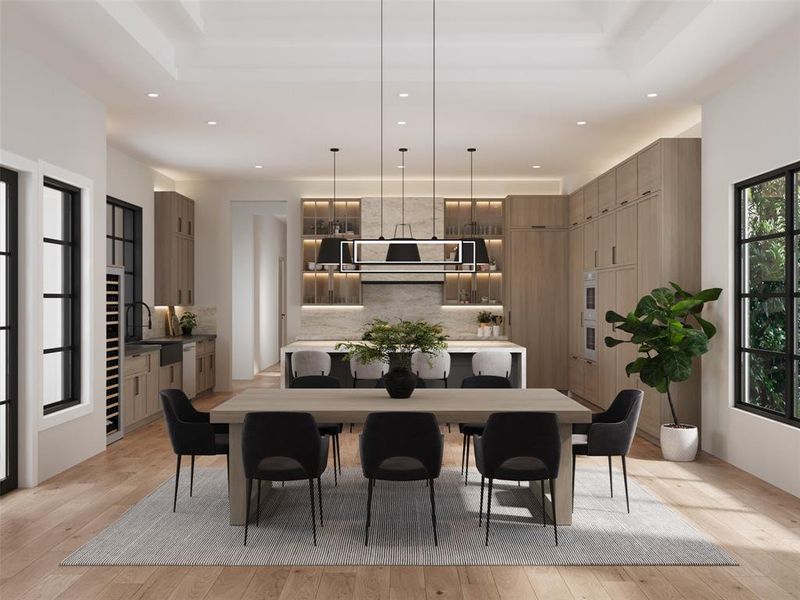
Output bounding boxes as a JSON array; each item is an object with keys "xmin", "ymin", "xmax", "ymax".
[
  {"xmin": 0, "ymin": 167, "xmax": 19, "ymax": 495},
  {"xmin": 734, "ymin": 160, "xmax": 800, "ymax": 428},
  {"xmin": 106, "ymin": 197, "xmax": 142, "ymax": 341},
  {"xmin": 43, "ymin": 177, "xmax": 81, "ymax": 416}
]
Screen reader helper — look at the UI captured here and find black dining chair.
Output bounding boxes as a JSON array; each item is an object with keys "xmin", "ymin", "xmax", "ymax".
[
  {"xmin": 160, "ymin": 389, "xmax": 229, "ymax": 512},
  {"xmin": 290, "ymin": 375, "xmax": 343, "ymax": 485},
  {"xmin": 241, "ymin": 412, "xmax": 329, "ymax": 546},
  {"xmin": 458, "ymin": 375, "xmax": 512, "ymax": 485},
  {"xmin": 360, "ymin": 412, "xmax": 443, "ymax": 546},
  {"xmin": 474, "ymin": 412, "xmax": 562, "ymax": 546},
  {"xmin": 572, "ymin": 389, "xmax": 643, "ymax": 513}
]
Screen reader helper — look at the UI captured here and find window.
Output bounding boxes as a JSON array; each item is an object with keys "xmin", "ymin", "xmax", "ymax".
[
  {"xmin": 43, "ymin": 178, "xmax": 81, "ymax": 415},
  {"xmin": 106, "ymin": 198, "xmax": 142, "ymax": 341},
  {"xmin": 0, "ymin": 168, "xmax": 18, "ymax": 495},
  {"xmin": 735, "ymin": 161, "xmax": 800, "ymax": 427}
]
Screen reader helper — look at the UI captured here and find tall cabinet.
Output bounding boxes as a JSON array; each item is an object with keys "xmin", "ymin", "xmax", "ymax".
[
  {"xmin": 567, "ymin": 138, "xmax": 701, "ymax": 442},
  {"xmin": 505, "ymin": 195, "xmax": 569, "ymax": 389},
  {"xmin": 155, "ymin": 192, "xmax": 196, "ymax": 306}
]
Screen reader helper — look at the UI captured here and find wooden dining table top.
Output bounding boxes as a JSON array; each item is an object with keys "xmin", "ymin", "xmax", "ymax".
[{"xmin": 210, "ymin": 387, "xmax": 592, "ymax": 424}]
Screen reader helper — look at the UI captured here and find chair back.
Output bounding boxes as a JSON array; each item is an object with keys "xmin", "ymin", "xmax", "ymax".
[
  {"xmin": 461, "ymin": 375, "xmax": 512, "ymax": 389},
  {"xmin": 290, "ymin": 375, "xmax": 341, "ymax": 389},
  {"xmin": 350, "ymin": 357, "xmax": 389, "ymax": 380},
  {"xmin": 480, "ymin": 412, "xmax": 561, "ymax": 478},
  {"xmin": 595, "ymin": 389, "xmax": 643, "ymax": 455},
  {"xmin": 471, "ymin": 350, "xmax": 512, "ymax": 378},
  {"xmin": 411, "ymin": 349, "xmax": 451, "ymax": 380},
  {"xmin": 360, "ymin": 412, "xmax": 443, "ymax": 479},
  {"xmin": 292, "ymin": 350, "xmax": 331, "ymax": 377},
  {"xmin": 241, "ymin": 412, "xmax": 323, "ymax": 479},
  {"xmin": 160, "ymin": 389, "xmax": 214, "ymax": 455}
]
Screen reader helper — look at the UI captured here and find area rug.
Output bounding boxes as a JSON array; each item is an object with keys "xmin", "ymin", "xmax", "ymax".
[{"xmin": 62, "ymin": 467, "xmax": 735, "ymax": 566}]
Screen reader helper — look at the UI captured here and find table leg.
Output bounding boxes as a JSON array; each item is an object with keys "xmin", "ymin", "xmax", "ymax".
[
  {"xmin": 528, "ymin": 423, "xmax": 573, "ymax": 525},
  {"xmin": 228, "ymin": 423, "xmax": 271, "ymax": 525}
]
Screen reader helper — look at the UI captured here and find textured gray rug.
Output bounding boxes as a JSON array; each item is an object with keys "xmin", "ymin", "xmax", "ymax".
[{"xmin": 62, "ymin": 467, "xmax": 735, "ymax": 566}]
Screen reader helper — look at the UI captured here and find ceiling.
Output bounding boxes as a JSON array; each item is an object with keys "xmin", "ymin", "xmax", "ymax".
[{"xmin": 1, "ymin": 1, "xmax": 796, "ymax": 185}]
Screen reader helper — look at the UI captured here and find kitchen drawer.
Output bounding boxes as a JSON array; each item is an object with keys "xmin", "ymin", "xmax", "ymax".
[
  {"xmin": 125, "ymin": 353, "xmax": 151, "ymax": 376},
  {"xmin": 197, "ymin": 339, "xmax": 215, "ymax": 356}
]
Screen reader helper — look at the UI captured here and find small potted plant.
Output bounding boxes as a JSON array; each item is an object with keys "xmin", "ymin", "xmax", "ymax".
[
  {"xmin": 179, "ymin": 311, "xmax": 198, "ymax": 337},
  {"xmin": 604, "ymin": 282, "xmax": 721, "ymax": 461},
  {"xmin": 477, "ymin": 311, "xmax": 493, "ymax": 337},
  {"xmin": 337, "ymin": 319, "xmax": 448, "ymax": 398},
  {"xmin": 489, "ymin": 257, "xmax": 497, "ymax": 271}
]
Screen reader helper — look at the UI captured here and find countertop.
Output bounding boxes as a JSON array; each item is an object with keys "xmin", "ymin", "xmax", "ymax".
[
  {"xmin": 281, "ymin": 339, "xmax": 525, "ymax": 353},
  {"xmin": 124, "ymin": 334, "xmax": 216, "ymax": 357}
]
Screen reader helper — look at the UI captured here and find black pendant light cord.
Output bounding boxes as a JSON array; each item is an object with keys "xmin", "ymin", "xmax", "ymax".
[
  {"xmin": 400, "ymin": 148, "xmax": 406, "ymax": 228},
  {"xmin": 379, "ymin": 0, "xmax": 385, "ymax": 240},
  {"xmin": 331, "ymin": 147, "xmax": 339, "ymax": 232},
  {"xmin": 431, "ymin": 0, "xmax": 437, "ymax": 239},
  {"xmin": 468, "ymin": 147, "xmax": 476, "ymax": 233}
]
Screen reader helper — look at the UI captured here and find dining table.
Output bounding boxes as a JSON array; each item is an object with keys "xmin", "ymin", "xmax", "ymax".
[{"xmin": 210, "ymin": 387, "xmax": 592, "ymax": 526}]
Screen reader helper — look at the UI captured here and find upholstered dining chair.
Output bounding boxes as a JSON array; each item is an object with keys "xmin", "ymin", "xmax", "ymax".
[
  {"xmin": 241, "ymin": 411, "xmax": 329, "ymax": 546},
  {"xmin": 458, "ymin": 375, "xmax": 512, "ymax": 485},
  {"xmin": 291, "ymin": 350, "xmax": 331, "ymax": 379},
  {"xmin": 160, "ymin": 389, "xmax": 229, "ymax": 512},
  {"xmin": 471, "ymin": 350, "xmax": 512, "ymax": 379},
  {"xmin": 290, "ymin": 375, "xmax": 343, "ymax": 485},
  {"xmin": 474, "ymin": 412, "xmax": 562, "ymax": 546},
  {"xmin": 572, "ymin": 389, "xmax": 643, "ymax": 513},
  {"xmin": 360, "ymin": 412, "xmax": 444, "ymax": 546}
]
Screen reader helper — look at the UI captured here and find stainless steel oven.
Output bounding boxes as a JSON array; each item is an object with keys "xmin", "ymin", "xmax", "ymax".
[{"xmin": 582, "ymin": 271, "xmax": 597, "ymax": 361}]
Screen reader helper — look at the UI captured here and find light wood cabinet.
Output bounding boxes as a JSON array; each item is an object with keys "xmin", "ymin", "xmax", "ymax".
[
  {"xmin": 582, "ymin": 180, "xmax": 598, "ymax": 221},
  {"xmin": 583, "ymin": 360, "xmax": 598, "ymax": 405},
  {"xmin": 569, "ymin": 355, "xmax": 585, "ymax": 399},
  {"xmin": 615, "ymin": 204, "xmax": 637, "ymax": 266},
  {"xmin": 615, "ymin": 268, "xmax": 639, "ymax": 395},
  {"xmin": 508, "ymin": 229, "xmax": 568, "ymax": 389},
  {"xmin": 616, "ymin": 157, "xmax": 638, "ymax": 206},
  {"xmin": 569, "ymin": 189, "xmax": 584, "ymax": 226},
  {"xmin": 597, "ymin": 213, "xmax": 616, "ymax": 268},
  {"xmin": 155, "ymin": 192, "xmax": 196, "ymax": 306},
  {"xmin": 159, "ymin": 362, "xmax": 183, "ymax": 393},
  {"xmin": 582, "ymin": 219, "xmax": 598, "ymax": 271},
  {"xmin": 506, "ymin": 195, "xmax": 567, "ymax": 229},
  {"xmin": 597, "ymin": 270, "xmax": 617, "ymax": 409},
  {"xmin": 637, "ymin": 193, "xmax": 663, "ymax": 296},
  {"xmin": 598, "ymin": 171, "xmax": 616, "ymax": 214},
  {"xmin": 122, "ymin": 350, "xmax": 160, "ymax": 432},
  {"xmin": 568, "ymin": 227, "xmax": 584, "ymax": 358},
  {"xmin": 637, "ymin": 141, "xmax": 662, "ymax": 197},
  {"xmin": 195, "ymin": 339, "xmax": 216, "ymax": 395}
]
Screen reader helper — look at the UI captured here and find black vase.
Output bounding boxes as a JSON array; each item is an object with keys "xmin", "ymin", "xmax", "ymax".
[{"xmin": 383, "ymin": 367, "xmax": 417, "ymax": 399}]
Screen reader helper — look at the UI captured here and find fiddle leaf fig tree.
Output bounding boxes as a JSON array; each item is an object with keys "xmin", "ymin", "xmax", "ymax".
[{"xmin": 605, "ymin": 282, "xmax": 722, "ymax": 427}]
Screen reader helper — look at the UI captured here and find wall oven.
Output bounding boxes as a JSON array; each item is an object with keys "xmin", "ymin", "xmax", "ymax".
[{"xmin": 582, "ymin": 271, "xmax": 598, "ymax": 361}]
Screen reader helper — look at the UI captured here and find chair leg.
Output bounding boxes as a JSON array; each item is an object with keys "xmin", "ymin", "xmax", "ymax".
[
  {"xmin": 550, "ymin": 478, "xmax": 558, "ymax": 546},
  {"xmin": 608, "ymin": 456, "xmax": 614, "ymax": 498},
  {"xmin": 337, "ymin": 433, "xmax": 342, "ymax": 474},
  {"xmin": 429, "ymin": 478, "xmax": 438, "ymax": 546},
  {"xmin": 571, "ymin": 452, "xmax": 576, "ymax": 513},
  {"xmin": 256, "ymin": 480, "xmax": 262, "ymax": 526},
  {"xmin": 485, "ymin": 478, "xmax": 493, "ymax": 546},
  {"xmin": 172, "ymin": 454, "xmax": 181, "ymax": 512},
  {"xmin": 365, "ymin": 478, "xmax": 374, "ymax": 546},
  {"xmin": 464, "ymin": 436, "xmax": 471, "ymax": 486},
  {"xmin": 244, "ymin": 478, "xmax": 253, "ymax": 546},
  {"xmin": 540, "ymin": 480, "xmax": 546, "ymax": 526},
  {"xmin": 622, "ymin": 455, "xmax": 630, "ymax": 514},
  {"xmin": 460, "ymin": 434, "xmax": 467, "ymax": 475},
  {"xmin": 479, "ymin": 476, "xmax": 485, "ymax": 527},
  {"xmin": 332, "ymin": 436, "xmax": 338, "ymax": 487},
  {"xmin": 226, "ymin": 452, "xmax": 230, "ymax": 497},
  {"xmin": 308, "ymin": 479, "xmax": 317, "ymax": 546},
  {"xmin": 189, "ymin": 455, "xmax": 195, "ymax": 497},
  {"xmin": 317, "ymin": 476, "xmax": 324, "ymax": 527}
]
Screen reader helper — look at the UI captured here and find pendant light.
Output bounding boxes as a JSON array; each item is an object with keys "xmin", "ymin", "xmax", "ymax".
[
  {"xmin": 386, "ymin": 148, "xmax": 421, "ymax": 262},
  {"xmin": 316, "ymin": 148, "xmax": 353, "ymax": 265},
  {"xmin": 462, "ymin": 148, "xmax": 490, "ymax": 265},
  {"xmin": 430, "ymin": 0, "xmax": 437, "ymax": 240}
]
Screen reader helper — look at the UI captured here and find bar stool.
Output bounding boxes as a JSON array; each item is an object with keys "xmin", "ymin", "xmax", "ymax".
[
  {"xmin": 291, "ymin": 350, "xmax": 332, "ymax": 379},
  {"xmin": 471, "ymin": 350, "xmax": 512, "ymax": 379}
]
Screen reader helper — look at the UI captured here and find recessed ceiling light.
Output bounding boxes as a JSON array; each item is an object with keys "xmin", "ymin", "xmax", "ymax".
[
  {"xmin": 532, "ymin": 165, "xmax": 541, "ymax": 169},
  {"xmin": 397, "ymin": 120, "xmax": 407, "ymax": 125},
  {"xmin": 255, "ymin": 165, "xmax": 263, "ymax": 169},
  {"xmin": 147, "ymin": 92, "xmax": 159, "ymax": 98},
  {"xmin": 397, "ymin": 165, "xmax": 405, "ymax": 169},
  {"xmin": 207, "ymin": 120, "xmax": 217, "ymax": 125},
  {"xmin": 647, "ymin": 92, "xmax": 658, "ymax": 98},
  {"xmin": 399, "ymin": 92, "xmax": 409, "ymax": 98},
  {"xmin": 576, "ymin": 120, "xmax": 587, "ymax": 126}
]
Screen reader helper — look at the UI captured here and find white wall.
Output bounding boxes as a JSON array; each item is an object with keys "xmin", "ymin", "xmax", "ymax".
[
  {"xmin": 701, "ymin": 19, "xmax": 800, "ymax": 497},
  {"xmin": 1, "ymin": 40, "xmax": 107, "ymax": 484},
  {"xmin": 254, "ymin": 215, "xmax": 287, "ymax": 371}
]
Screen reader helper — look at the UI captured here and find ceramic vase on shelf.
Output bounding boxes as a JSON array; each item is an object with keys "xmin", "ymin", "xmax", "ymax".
[{"xmin": 492, "ymin": 325, "xmax": 500, "ymax": 337}]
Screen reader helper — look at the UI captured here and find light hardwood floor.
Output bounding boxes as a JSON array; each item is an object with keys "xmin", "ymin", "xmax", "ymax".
[{"xmin": 1, "ymin": 372, "xmax": 799, "ymax": 600}]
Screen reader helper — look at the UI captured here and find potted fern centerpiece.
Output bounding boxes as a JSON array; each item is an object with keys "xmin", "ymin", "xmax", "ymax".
[
  {"xmin": 604, "ymin": 282, "xmax": 721, "ymax": 461},
  {"xmin": 337, "ymin": 319, "xmax": 448, "ymax": 399}
]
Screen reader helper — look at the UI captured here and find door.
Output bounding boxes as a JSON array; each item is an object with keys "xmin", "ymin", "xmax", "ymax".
[
  {"xmin": 598, "ymin": 170, "xmax": 616, "ymax": 214},
  {"xmin": 615, "ymin": 268, "xmax": 639, "ymax": 395},
  {"xmin": 637, "ymin": 142, "xmax": 662, "ymax": 197},
  {"xmin": 568, "ymin": 227, "xmax": 584, "ymax": 358},
  {"xmin": 583, "ymin": 179, "xmax": 598, "ymax": 221},
  {"xmin": 0, "ymin": 168, "xmax": 18, "ymax": 495},
  {"xmin": 615, "ymin": 203, "xmax": 638, "ymax": 265},
  {"xmin": 637, "ymin": 193, "xmax": 663, "ymax": 297},
  {"xmin": 616, "ymin": 157, "xmax": 637, "ymax": 206},
  {"xmin": 278, "ymin": 256, "xmax": 287, "ymax": 349},
  {"xmin": 582, "ymin": 219, "xmax": 598, "ymax": 270},
  {"xmin": 597, "ymin": 213, "xmax": 616, "ymax": 267}
]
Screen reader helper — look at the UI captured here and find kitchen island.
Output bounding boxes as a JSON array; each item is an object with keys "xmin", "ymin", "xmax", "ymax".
[{"xmin": 280, "ymin": 339, "xmax": 527, "ymax": 388}]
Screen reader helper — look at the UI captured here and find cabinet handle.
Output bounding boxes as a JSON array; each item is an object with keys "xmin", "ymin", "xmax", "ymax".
[
  {"xmin": 530, "ymin": 225, "xmax": 546, "ymax": 229},
  {"xmin": 178, "ymin": 289, "xmax": 182, "ymax": 304},
  {"xmin": 602, "ymin": 209, "xmax": 609, "ymax": 213},
  {"xmin": 178, "ymin": 217, "xmax": 182, "ymax": 232},
  {"xmin": 620, "ymin": 200, "xmax": 628, "ymax": 206},
  {"xmin": 612, "ymin": 245, "xmax": 616, "ymax": 264},
  {"xmin": 170, "ymin": 365, "xmax": 174, "ymax": 381},
  {"xmin": 189, "ymin": 290, "xmax": 192, "ymax": 304},
  {"xmin": 586, "ymin": 215, "xmax": 592, "ymax": 220},
  {"xmin": 594, "ymin": 250, "xmax": 598, "ymax": 267},
  {"xmin": 641, "ymin": 190, "xmax": 651, "ymax": 196},
  {"xmin": 134, "ymin": 377, "xmax": 139, "ymax": 395},
  {"xmin": 188, "ymin": 221, "xmax": 192, "ymax": 236}
]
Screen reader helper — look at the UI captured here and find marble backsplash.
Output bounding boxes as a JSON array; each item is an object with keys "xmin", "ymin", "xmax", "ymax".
[
  {"xmin": 147, "ymin": 305, "xmax": 217, "ymax": 338},
  {"xmin": 299, "ymin": 284, "xmax": 503, "ymax": 340}
]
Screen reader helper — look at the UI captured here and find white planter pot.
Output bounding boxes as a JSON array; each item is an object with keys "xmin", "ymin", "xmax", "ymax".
[
  {"xmin": 492, "ymin": 325, "xmax": 501, "ymax": 337},
  {"xmin": 660, "ymin": 424, "xmax": 698, "ymax": 462}
]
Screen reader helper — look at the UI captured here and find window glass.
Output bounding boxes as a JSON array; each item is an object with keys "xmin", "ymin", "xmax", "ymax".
[
  {"xmin": 744, "ymin": 353, "xmax": 786, "ymax": 414},
  {"xmin": 743, "ymin": 238, "xmax": 785, "ymax": 294},
  {"xmin": 744, "ymin": 297, "xmax": 786, "ymax": 352},
  {"xmin": 42, "ymin": 244, "xmax": 64, "ymax": 295},
  {"xmin": 742, "ymin": 175, "xmax": 786, "ymax": 237},
  {"xmin": 42, "ymin": 187, "xmax": 64, "ymax": 240}
]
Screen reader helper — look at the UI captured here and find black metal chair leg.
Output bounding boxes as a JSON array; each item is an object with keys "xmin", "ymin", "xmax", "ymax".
[
  {"xmin": 485, "ymin": 478, "xmax": 493, "ymax": 546},
  {"xmin": 172, "ymin": 454, "xmax": 181, "ymax": 512},
  {"xmin": 622, "ymin": 454, "xmax": 630, "ymax": 514},
  {"xmin": 308, "ymin": 478, "xmax": 317, "ymax": 546},
  {"xmin": 244, "ymin": 478, "xmax": 253, "ymax": 546},
  {"xmin": 365, "ymin": 478, "xmax": 374, "ymax": 546},
  {"xmin": 550, "ymin": 478, "xmax": 558, "ymax": 546},
  {"xmin": 479, "ymin": 476, "xmax": 485, "ymax": 527},
  {"xmin": 226, "ymin": 452, "xmax": 230, "ymax": 497},
  {"xmin": 460, "ymin": 434, "xmax": 467, "ymax": 475},
  {"xmin": 189, "ymin": 455, "xmax": 195, "ymax": 497},
  {"xmin": 429, "ymin": 478, "xmax": 438, "ymax": 546},
  {"xmin": 464, "ymin": 436, "xmax": 471, "ymax": 486},
  {"xmin": 540, "ymin": 480, "xmax": 546, "ymax": 526},
  {"xmin": 608, "ymin": 456, "xmax": 614, "ymax": 498},
  {"xmin": 332, "ymin": 436, "xmax": 338, "ymax": 487},
  {"xmin": 571, "ymin": 452, "xmax": 576, "ymax": 513},
  {"xmin": 336, "ymin": 433, "xmax": 342, "ymax": 474},
  {"xmin": 256, "ymin": 480, "xmax": 262, "ymax": 526},
  {"xmin": 317, "ymin": 476, "xmax": 324, "ymax": 527}
]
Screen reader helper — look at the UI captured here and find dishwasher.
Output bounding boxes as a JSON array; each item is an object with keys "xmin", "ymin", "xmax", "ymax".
[{"xmin": 183, "ymin": 342, "xmax": 197, "ymax": 399}]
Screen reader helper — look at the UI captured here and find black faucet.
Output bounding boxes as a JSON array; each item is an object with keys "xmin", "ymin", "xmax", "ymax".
[{"xmin": 125, "ymin": 301, "xmax": 153, "ymax": 335}]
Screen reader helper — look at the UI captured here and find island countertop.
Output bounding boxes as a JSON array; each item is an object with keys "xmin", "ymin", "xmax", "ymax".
[{"xmin": 282, "ymin": 339, "xmax": 525, "ymax": 353}]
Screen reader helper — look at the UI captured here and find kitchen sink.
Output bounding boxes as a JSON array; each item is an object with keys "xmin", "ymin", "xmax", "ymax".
[{"xmin": 138, "ymin": 340, "xmax": 183, "ymax": 366}]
